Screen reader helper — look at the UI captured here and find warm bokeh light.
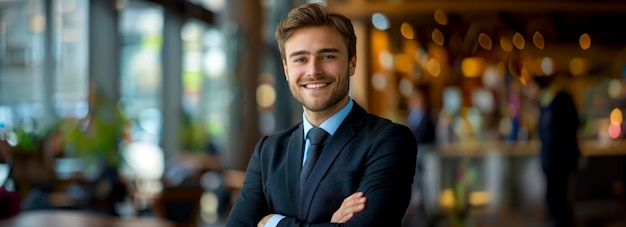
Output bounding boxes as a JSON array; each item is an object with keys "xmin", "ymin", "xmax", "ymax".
[
  {"xmin": 500, "ymin": 36, "xmax": 513, "ymax": 52},
  {"xmin": 610, "ymin": 108, "xmax": 623, "ymax": 125},
  {"xmin": 439, "ymin": 188, "xmax": 455, "ymax": 209},
  {"xmin": 400, "ymin": 22, "xmax": 415, "ymax": 39},
  {"xmin": 461, "ymin": 57, "xmax": 485, "ymax": 78},
  {"xmin": 256, "ymin": 83, "xmax": 276, "ymax": 109},
  {"xmin": 569, "ymin": 57, "xmax": 590, "ymax": 76},
  {"xmin": 512, "ymin": 32, "xmax": 525, "ymax": 50},
  {"xmin": 434, "ymin": 9, "xmax": 448, "ymax": 25},
  {"xmin": 469, "ymin": 191, "xmax": 490, "ymax": 206},
  {"xmin": 432, "ymin": 28, "xmax": 445, "ymax": 46},
  {"xmin": 478, "ymin": 33, "xmax": 492, "ymax": 50},
  {"xmin": 579, "ymin": 33, "xmax": 591, "ymax": 50},
  {"xmin": 520, "ymin": 67, "xmax": 531, "ymax": 85},
  {"xmin": 426, "ymin": 58, "xmax": 442, "ymax": 77},
  {"xmin": 533, "ymin": 31, "xmax": 545, "ymax": 50}
]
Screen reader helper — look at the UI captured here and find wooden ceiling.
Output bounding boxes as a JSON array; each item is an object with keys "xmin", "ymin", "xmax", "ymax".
[{"xmin": 327, "ymin": 0, "xmax": 626, "ymax": 47}]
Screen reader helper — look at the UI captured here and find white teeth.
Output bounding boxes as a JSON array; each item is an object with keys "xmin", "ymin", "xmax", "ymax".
[{"xmin": 305, "ymin": 83, "xmax": 327, "ymax": 89}]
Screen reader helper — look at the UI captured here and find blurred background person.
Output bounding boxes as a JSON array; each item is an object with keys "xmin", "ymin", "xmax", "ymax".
[
  {"xmin": 407, "ymin": 88, "xmax": 435, "ymax": 145},
  {"xmin": 531, "ymin": 74, "xmax": 582, "ymax": 227}
]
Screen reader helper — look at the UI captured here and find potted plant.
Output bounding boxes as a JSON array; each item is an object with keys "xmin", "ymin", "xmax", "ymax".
[{"xmin": 57, "ymin": 86, "xmax": 129, "ymax": 180}]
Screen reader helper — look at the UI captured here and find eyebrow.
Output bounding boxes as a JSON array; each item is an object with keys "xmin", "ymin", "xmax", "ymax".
[{"xmin": 288, "ymin": 48, "xmax": 341, "ymax": 59}]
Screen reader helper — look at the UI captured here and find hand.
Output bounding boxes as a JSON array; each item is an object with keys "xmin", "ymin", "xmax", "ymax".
[
  {"xmin": 331, "ymin": 192, "xmax": 367, "ymax": 223},
  {"xmin": 257, "ymin": 214, "xmax": 274, "ymax": 227}
]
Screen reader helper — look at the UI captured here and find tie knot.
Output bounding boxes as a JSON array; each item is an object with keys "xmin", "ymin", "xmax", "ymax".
[{"xmin": 308, "ymin": 127, "xmax": 329, "ymax": 145}]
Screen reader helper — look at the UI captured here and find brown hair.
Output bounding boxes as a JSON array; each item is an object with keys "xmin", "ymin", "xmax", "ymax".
[{"xmin": 275, "ymin": 2, "xmax": 356, "ymax": 61}]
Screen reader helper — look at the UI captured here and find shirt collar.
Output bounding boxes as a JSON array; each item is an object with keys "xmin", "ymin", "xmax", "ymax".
[{"xmin": 303, "ymin": 97, "xmax": 353, "ymax": 139}]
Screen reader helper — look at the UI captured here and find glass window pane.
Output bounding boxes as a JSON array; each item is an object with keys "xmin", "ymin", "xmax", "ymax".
[
  {"xmin": 181, "ymin": 20, "xmax": 227, "ymax": 154},
  {"xmin": 119, "ymin": 0, "xmax": 163, "ymax": 144},
  {"xmin": 0, "ymin": 0, "xmax": 46, "ymax": 125},
  {"xmin": 55, "ymin": 0, "xmax": 89, "ymax": 119}
]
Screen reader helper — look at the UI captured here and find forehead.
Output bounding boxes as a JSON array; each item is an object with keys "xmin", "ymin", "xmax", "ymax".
[{"xmin": 284, "ymin": 26, "xmax": 346, "ymax": 54}]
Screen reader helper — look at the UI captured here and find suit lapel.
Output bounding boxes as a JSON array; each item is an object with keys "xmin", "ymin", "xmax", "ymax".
[
  {"xmin": 298, "ymin": 102, "xmax": 367, "ymax": 221},
  {"xmin": 287, "ymin": 123, "xmax": 304, "ymax": 211}
]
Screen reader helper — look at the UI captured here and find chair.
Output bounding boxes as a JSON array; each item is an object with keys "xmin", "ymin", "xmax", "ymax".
[{"xmin": 152, "ymin": 184, "xmax": 205, "ymax": 227}]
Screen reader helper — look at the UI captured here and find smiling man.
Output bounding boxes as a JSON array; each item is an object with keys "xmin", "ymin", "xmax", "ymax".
[{"xmin": 226, "ymin": 3, "xmax": 418, "ymax": 226}]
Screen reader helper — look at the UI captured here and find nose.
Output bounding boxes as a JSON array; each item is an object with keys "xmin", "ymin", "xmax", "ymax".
[{"xmin": 306, "ymin": 58, "xmax": 322, "ymax": 77}]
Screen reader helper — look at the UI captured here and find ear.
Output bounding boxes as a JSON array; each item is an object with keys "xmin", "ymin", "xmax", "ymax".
[
  {"xmin": 282, "ymin": 60, "xmax": 289, "ymax": 81},
  {"xmin": 348, "ymin": 55, "xmax": 357, "ymax": 76}
]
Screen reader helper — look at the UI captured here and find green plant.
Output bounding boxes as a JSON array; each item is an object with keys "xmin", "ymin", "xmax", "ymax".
[
  {"xmin": 5, "ymin": 122, "xmax": 55, "ymax": 153},
  {"xmin": 58, "ymin": 86, "xmax": 129, "ymax": 170}
]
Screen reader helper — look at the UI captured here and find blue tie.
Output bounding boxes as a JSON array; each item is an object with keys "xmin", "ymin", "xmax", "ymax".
[{"xmin": 300, "ymin": 127, "xmax": 329, "ymax": 188}]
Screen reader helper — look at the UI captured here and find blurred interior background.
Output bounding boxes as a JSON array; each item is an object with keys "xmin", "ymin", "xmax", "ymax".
[{"xmin": 1, "ymin": 0, "xmax": 626, "ymax": 226}]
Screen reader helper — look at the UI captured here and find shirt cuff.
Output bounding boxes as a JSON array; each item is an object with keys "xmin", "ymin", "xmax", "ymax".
[{"xmin": 265, "ymin": 214, "xmax": 286, "ymax": 227}]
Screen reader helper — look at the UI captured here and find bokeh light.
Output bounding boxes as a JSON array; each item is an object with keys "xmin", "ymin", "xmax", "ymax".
[
  {"xmin": 400, "ymin": 22, "xmax": 415, "ymax": 39},
  {"xmin": 608, "ymin": 79, "xmax": 622, "ymax": 99},
  {"xmin": 478, "ymin": 33, "xmax": 492, "ymax": 50},
  {"xmin": 512, "ymin": 32, "xmax": 525, "ymax": 50},
  {"xmin": 533, "ymin": 31, "xmax": 545, "ymax": 50},
  {"xmin": 432, "ymin": 28, "xmax": 445, "ymax": 46},
  {"xmin": 579, "ymin": 33, "xmax": 591, "ymax": 50},
  {"xmin": 541, "ymin": 57, "xmax": 554, "ymax": 75},
  {"xmin": 434, "ymin": 9, "xmax": 448, "ymax": 25},
  {"xmin": 372, "ymin": 13, "xmax": 390, "ymax": 31}
]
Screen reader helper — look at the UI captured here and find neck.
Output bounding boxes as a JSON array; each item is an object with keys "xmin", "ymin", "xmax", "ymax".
[{"xmin": 304, "ymin": 96, "xmax": 349, "ymax": 127}]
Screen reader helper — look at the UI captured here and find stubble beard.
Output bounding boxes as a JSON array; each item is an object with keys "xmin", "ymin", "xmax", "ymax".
[{"xmin": 292, "ymin": 70, "xmax": 350, "ymax": 113}]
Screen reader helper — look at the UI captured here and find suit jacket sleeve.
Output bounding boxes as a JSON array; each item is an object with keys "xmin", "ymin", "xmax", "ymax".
[
  {"xmin": 278, "ymin": 123, "xmax": 418, "ymax": 227},
  {"xmin": 225, "ymin": 136, "xmax": 270, "ymax": 226}
]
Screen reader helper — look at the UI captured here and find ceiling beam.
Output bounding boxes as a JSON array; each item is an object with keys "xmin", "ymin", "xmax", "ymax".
[{"xmin": 327, "ymin": 0, "xmax": 626, "ymax": 19}]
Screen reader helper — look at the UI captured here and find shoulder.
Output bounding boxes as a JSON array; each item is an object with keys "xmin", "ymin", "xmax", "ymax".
[
  {"xmin": 349, "ymin": 101, "xmax": 414, "ymax": 136},
  {"xmin": 256, "ymin": 123, "xmax": 300, "ymax": 146},
  {"xmin": 553, "ymin": 90, "xmax": 576, "ymax": 107},
  {"xmin": 366, "ymin": 113, "xmax": 414, "ymax": 138}
]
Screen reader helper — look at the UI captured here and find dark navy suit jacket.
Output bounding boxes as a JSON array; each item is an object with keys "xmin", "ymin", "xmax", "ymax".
[{"xmin": 226, "ymin": 101, "xmax": 418, "ymax": 226}]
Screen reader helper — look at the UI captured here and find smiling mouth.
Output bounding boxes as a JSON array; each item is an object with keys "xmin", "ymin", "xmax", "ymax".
[{"xmin": 304, "ymin": 83, "xmax": 329, "ymax": 89}]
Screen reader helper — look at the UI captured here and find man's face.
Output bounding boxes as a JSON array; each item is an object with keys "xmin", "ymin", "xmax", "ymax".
[{"xmin": 282, "ymin": 26, "xmax": 356, "ymax": 113}]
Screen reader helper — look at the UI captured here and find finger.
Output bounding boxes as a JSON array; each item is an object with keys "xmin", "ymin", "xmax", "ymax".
[
  {"xmin": 335, "ymin": 198, "xmax": 366, "ymax": 222},
  {"xmin": 342, "ymin": 193, "xmax": 365, "ymax": 207},
  {"xmin": 332, "ymin": 192, "xmax": 367, "ymax": 223},
  {"xmin": 342, "ymin": 192, "xmax": 362, "ymax": 202},
  {"xmin": 342, "ymin": 198, "xmax": 366, "ymax": 213},
  {"xmin": 344, "ymin": 196, "xmax": 367, "ymax": 210},
  {"xmin": 339, "ymin": 212, "xmax": 354, "ymax": 223}
]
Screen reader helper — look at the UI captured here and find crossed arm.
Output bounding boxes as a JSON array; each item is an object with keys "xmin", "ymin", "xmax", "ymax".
[
  {"xmin": 227, "ymin": 124, "xmax": 417, "ymax": 226},
  {"xmin": 257, "ymin": 192, "xmax": 367, "ymax": 226}
]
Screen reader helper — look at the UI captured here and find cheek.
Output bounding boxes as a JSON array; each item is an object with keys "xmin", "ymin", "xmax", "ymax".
[{"xmin": 286, "ymin": 66, "xmax": 303, "ymax": 81}]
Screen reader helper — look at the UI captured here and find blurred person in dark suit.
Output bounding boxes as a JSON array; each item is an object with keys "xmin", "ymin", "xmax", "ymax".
[
  {"xmin": 407, "ymin": 88, "xmax": 435, "ymax": 144},
  {"xmin": 226, "ymin": 2, "xmax": 418, "ymax": 226},
  {"xmin": 531, "ymin": 75, "xmax": 581, "ymax": 227}
]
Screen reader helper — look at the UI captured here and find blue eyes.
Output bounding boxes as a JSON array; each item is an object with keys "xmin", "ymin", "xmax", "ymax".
[{"xmin": 293, "ymin": 55, "xmax": 335, "ymax": 63}]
